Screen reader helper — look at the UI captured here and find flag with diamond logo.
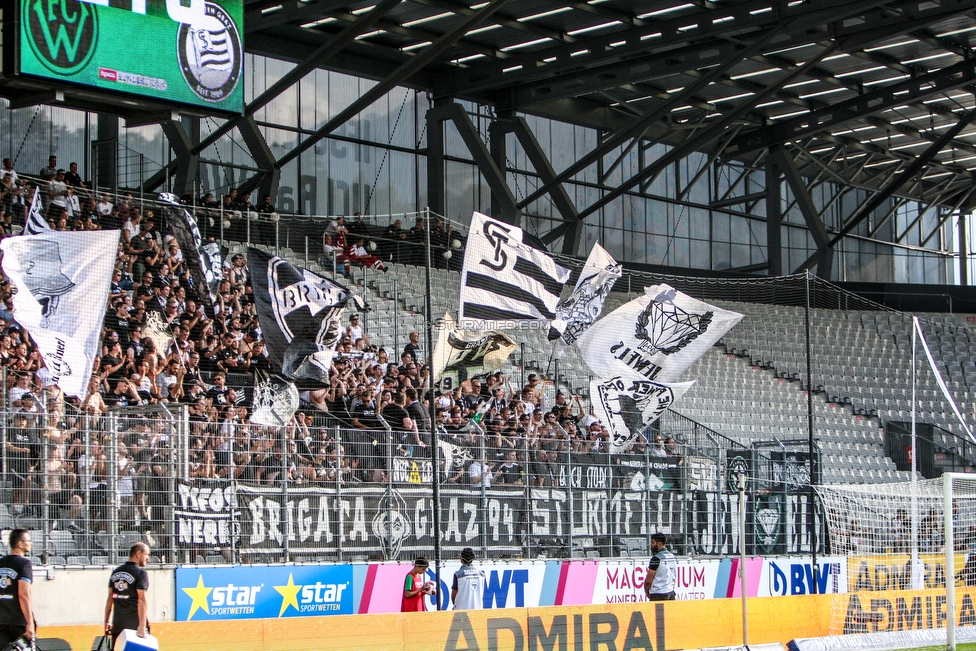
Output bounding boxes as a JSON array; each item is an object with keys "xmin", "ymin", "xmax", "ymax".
[{"xmin": 576, "ymin": 283, "xmax": 742, "ymax": 382}]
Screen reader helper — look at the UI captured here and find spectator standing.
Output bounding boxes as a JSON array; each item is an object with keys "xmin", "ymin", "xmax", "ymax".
[
  {"xmin": 104, "ymin": 542, "xmax": 151, "ymax": 646},
  {"xmin": 2, "ymin": 158, "xmax": 18, "ymax": 186},
  {"xmin": 46, "ymin": 169, "xmax": 69, "ymax": 221},
  {"xmin": 64, "ymin": 162, "xmax": 87, "ymax": 194},
  {"xmin": 401, "ymin": 557, "xmax": 434, "ymax": 612},
  {"xmin": 403, "ymin": 331, "xmax": 421, "ymax": 362},
  {"xmin": 346, "ymin": 314, "xmax": 369, "ymax": 346},
  {"xmin": 39, "ymin": 155, "xmax": 57, "ymax": 180},
  {"xmin": 649, "ymin": 434, "xmax": 668, "ymax": 458},
  {"xmin": 0, "ymin": 529, "xmax": 34, "ymax": 647}
]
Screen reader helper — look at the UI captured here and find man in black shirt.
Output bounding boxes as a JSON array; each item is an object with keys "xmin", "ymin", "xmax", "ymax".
[
  {"xmin": 384, "ymin": 392, "xmax": 418, "ymax": 454},
  {"xmin": 104, "ymin": 542, "xmax": 151, "ymax": 646},
  {"xmin": 404, "ymin": 388, "xmax": 430, "ymax": 451},
  {"xmin": 0, "ymin": 529, "xmax": 34, "ymax": 647}
]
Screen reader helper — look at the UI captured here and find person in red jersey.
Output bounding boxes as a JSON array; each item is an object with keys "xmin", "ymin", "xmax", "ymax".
[{"xmin": 401, "ymin": 557, "xmax": 434, "ymax": 612}]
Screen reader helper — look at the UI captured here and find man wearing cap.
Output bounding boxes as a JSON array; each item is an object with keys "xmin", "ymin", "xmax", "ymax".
[
  {"xmin": 401, "ymin": 557, "xmax": 434, "ymax": 612},
  {"xmin": 643, "ymin": 533, "xmax": 677, "ymax": 601},
  {"xmin": 451, "ymin": 548, "xmax": 486, "ymax": 610}
]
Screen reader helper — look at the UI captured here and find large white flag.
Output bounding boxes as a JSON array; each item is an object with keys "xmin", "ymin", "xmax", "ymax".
[
  {"xmin": 577, "ymin": 283, "xmax": 743, "ymax": 383},
  {"xmin": 549, "ymin": 242, "xmax": 621, "ymax": 347},
  {"xmin": 1, "ymin": 230, "xmax": 117, "ymax": 397},
  {"xmin": 590, "ymin": 373, "xmax": 695, "ymax": 452},
  {"xmin": 459, "ymin": 212, "xmax": 570, "ymax": 328}
]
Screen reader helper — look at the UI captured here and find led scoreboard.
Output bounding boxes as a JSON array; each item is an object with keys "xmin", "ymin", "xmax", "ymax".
[{"xmin": 18, "ymin": 0, "xmax": 244, "ymax": 112}]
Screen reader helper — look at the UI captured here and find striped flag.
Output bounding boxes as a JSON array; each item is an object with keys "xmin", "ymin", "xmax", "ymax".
[
  {"xmin": 23, "ymin": 189, "xmax": 50, "ymax": 235},
  {"xmin": 459, "ymin": 212, "xmax": 570, "ymax": 328},
  {"xmin": 157, "ymin": 193, "xmax": 222, "ymax": 308}
]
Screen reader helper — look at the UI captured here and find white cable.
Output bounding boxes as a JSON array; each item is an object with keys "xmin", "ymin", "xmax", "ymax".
[{"xmin": 914, "ymin": 316, "xmax": 976, "ymax": 444}]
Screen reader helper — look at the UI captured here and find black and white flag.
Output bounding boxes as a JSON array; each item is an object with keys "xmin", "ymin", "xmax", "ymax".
[
  {"xmin": 249, "ymin": 248, "xmax": 368, "ymax": 384},
  {"xmin": 143, "ymin": 310, "xmax": 176, "ymax": 358},
  {"xmin": 590, "ymin": 373, "xmax": 694, "ymax": 452},
  {"xmin": 157, "ymin": 193, "xmax": 222, "ymax": 308},
  {"xmin": 437, "ymin": 439, "xmax": 474, "ymax": 480},
  {"xmin": 0, "ymin": 230, "xmax": 118, "ymax": 397},
  {"xmin": 459, "ymin": 212, "xmax": 570, "ymax": 328},
  {"xmin": 432, "ymin": 312, "xmax": 517, "ymax": 391},
  {"xmin": 23, "ymin": 189, "xmax": 50, "ymax": 235},
  {"xmin": 548, "ymin": 242, "xmax": 620, "ymax": 347},
  {"xmin": 251, "ymin": 369, "xmax": 300, "ymax": 427},
  {"xmin": 577, "ymin": 283, "xmax": 743, "ymax": 383}
]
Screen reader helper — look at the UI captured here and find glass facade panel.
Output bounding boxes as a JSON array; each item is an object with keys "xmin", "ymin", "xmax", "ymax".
[{"xmin": 0, "ymin": 49, "xmax": 959, "ymax": 283}]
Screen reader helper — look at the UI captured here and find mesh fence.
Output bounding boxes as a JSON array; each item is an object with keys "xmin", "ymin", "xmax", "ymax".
[
  {"xmin": 815, "ymin": 477, "xmax": 976, "ymax": 637},
  {"xmin": 0, "ymin": 401, "xmax": 830, "ymax": 565}
]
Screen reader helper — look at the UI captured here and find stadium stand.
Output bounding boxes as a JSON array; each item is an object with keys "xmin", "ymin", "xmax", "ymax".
[{"xmin": 3, "ymin": 171, "xmax": 975, "ymax": 564}]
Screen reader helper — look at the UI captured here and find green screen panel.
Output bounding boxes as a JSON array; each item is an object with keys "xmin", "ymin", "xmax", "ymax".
[{"xmin": 19, "ymin": 0, "xmax": 243, "ymax": 113}]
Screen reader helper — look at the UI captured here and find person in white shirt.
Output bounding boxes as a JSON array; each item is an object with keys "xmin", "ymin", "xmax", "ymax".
[
  {"xmin": 468, "ymin": 451, "xmax": 501, "ymax": 488},
  {"xmin": 320, "ymin": 234, "xmax": 349, "ymax": 275},
  {"xmin": 96, "ymin": 193, "xmax": 113, "ymax": 217},
  {"xmin": 348, "ymin": 237, "xmax": 387, "ymax": 271},
  {"xmin": 46, "ymin": 169, "xmax": 68, "ymax": 220},
  {"xmin": 346, "ymin": 314, "xmax": 369, "ymax": 346},
  {"xmin": 451, "ymin": 548, "xmax": 485, "ymax": 610},
  {"xmin": 2, "ymin": 158, "xmax": 18, "ymax": 185}
]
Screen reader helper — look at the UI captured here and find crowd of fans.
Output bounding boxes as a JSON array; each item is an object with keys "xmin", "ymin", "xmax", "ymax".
[{"xmin": 0, "ymin": 157, "xmax": 684, "ymax": 540}]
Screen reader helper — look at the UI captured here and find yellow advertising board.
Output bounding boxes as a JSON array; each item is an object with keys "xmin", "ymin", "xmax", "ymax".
[
  {"xmin": 846, "ymin": 554, "xmax": 966, "ymax": 592},
  {"xmin": 41, "ymin": 596, "xmax": 832, "ymax": 651}
]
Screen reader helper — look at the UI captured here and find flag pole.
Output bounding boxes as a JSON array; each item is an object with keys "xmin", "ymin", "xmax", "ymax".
[{"xmin": 424, "ymin": 206, "xmax": 443, "ymax": 609}]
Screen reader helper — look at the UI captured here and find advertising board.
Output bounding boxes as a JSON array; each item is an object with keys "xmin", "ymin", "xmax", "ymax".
[{"xmin": 176, "ymin": 565, "xmax": 354, "ymax": 621}]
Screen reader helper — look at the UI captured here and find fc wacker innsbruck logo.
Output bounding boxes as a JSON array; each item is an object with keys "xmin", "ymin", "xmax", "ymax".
[
  {"xmin": 178, "ymin": 1, "xmax": 242, "ymax": 103},
  {"xmin": 23, "ymin": 0, "xmax": 98, "ymax": 75}
]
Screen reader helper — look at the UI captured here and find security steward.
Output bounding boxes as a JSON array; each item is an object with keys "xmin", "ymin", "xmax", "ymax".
[
  {"xmin": 643, "ymin": 532, "xmax": 677, "ymax": 601},
  {"xmin": 0, "ymin": 529, "xmax": 34, "ymax": 648},
  {"xmin": 104, "ymin": 542, "xmax": 151, "ymax": 646}
]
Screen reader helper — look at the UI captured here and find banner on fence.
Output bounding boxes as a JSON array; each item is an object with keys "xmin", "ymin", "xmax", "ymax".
[
  {"xmin": 176, "ymin": 476, "xmax": 822, "ymax": 559},
  {"xmin": 176, "ymin": 483, "xmax": 238, "ymax": 548}
]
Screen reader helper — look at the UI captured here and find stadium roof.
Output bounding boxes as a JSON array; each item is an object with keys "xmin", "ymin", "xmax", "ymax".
[{"xmin": 244, "ymin": 0, "xmax": 976, "ymax": 212}]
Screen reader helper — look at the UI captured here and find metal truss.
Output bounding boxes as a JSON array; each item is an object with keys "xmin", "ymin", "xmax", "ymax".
[{"xmin": 131, "ymin": 0, "xmax": 976, "ymax": 280}]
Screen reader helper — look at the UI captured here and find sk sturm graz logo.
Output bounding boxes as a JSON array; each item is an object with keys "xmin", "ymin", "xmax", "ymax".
[
  {"xmin": 726, "ymin": 455, "xmax": 749, "ymax": 493},
  {"xmin": 371, "ymin": 490, "xmax": 411, "ymax": 560},
  {"xmin": 23, "ymin": 0, "xmax": 98, "ymax": 76},
  {"xmin": 177, "ymin": 2, "xmax": 242, "ymax": 103}
]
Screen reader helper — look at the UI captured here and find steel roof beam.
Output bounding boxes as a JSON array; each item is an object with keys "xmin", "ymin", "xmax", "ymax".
[
  {"xmin": 246, "ymin": 0, "xmax": 354, "ymax": 32},
  {"xmin": 575, "ymin": 46, "xmax": 838, "ymax": 222},
  {"xmin": 436, "ymin": 0, "xmax": 968, "ymax": 98},
  {"xmin": 728, "ymin": 59, "xmax": 976, "ymax": 157},
  {"xmin": 408, "ymin": 0, "xmax": 574, "ymax": 45},
  {"xmin": 270, "ymin": 0, "xmax": 512, "ymax": 173},
  {"xmin": 795, "ymin": 104, "xmax": 976, "ymax": 272},
  {"xmin": 194, "ymin": 0, "xmax": 402, "ymax": 157},
  {"xmin": 513, "ymin": 32, "xmax": 778, "ymax": 210}
]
